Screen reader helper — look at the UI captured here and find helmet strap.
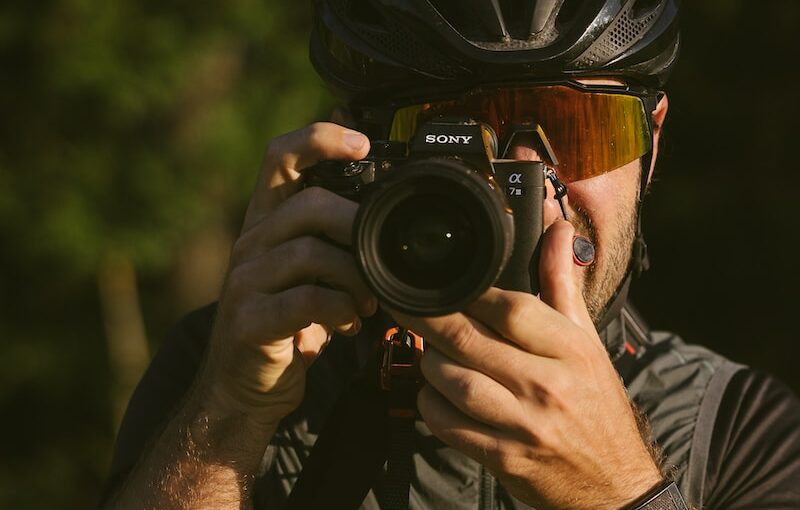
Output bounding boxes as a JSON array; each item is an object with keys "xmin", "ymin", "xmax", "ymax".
[{"xmin": 634, "ymin": 149, "xmax": 653, "ymax": 276}]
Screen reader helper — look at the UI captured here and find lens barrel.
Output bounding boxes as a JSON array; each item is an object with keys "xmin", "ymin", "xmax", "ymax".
[{"xmin": 354, "ymin": 159, "xmax": 513, "ymax": 316}]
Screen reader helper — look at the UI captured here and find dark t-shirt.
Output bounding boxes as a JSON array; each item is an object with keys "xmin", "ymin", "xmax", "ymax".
[{"xmin": 100, "ymin": 304, "xmax": 800, "ymax": 509}]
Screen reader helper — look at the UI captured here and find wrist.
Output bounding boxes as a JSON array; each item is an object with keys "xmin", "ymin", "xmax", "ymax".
[
  {"xmin": 596, "ymin": 463, "xmax": 663, "ymax": 510},
  {"xmin": 195, "ymin": 362, "xmax": 294, "ymax": 431},
  {"xmin": 178, "ymin": 385, "xmax": 279, "ymax": 482},
  {"xmin": 192, "ymin": 375, "xmax": 284, "ymax": 435},
  {"xmin": 112, "ymin": 381, "xmax": 279, "ymax": 510}
]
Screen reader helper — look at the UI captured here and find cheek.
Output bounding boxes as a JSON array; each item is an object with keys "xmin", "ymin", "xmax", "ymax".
[{"xmin": 566, "ymin": 161, "xmax": 641, "ymax": 252}]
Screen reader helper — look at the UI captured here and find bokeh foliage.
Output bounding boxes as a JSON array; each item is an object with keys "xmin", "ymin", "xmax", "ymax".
[
  {"xmin": 0, "ymin": 1, "xmax": 798, "ymax": 509},
  {"xmin": 0, "ymin": 1, "xmax": 333, "ymax": 508},
  {"xmin": 1, "ymin": 0, "xmax": 332, "ymax": 276}
]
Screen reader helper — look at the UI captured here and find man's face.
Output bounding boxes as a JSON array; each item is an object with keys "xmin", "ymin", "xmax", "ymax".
[
  {"xmin": 338, "ymin": 84, "xmax": 667, "ymax": 324},
  {"xmin": 532, "ymin": 149, "xmax": 640, "ymax": 324},
  {"xmin": 508, "ymin": 81, "xmax": 667, "ymax": 323}
]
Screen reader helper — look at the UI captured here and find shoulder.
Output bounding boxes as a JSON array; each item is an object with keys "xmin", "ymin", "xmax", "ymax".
[
  {"xmin": 626, "ymin": 333, "xmax": 735, "ymax": 488},
  {"xmin": 628, "ymin": 332, "xmax": 800, "ymax": 508},
  {"xmin": 704, "ymin": 368, "xmax": 800, "ymax": 508}
]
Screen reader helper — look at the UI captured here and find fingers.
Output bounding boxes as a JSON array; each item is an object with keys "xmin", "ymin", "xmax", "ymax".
[
  {"xmin": 421, "ymin": 347, "xmax": 528, "ymax": 433},
  {"xmin": 294, "ymin": 323, "xmax": 333, "ymax": 367},
  {"xmin": 465, "ymin": 288, "xmax": 571, "ymax": 359},
  {"xmin": 418, "ymin": 384, "xmax": 510, "ymax": 468},
  {"xmin": 230, "ymin": 236, "xmax": 376, "ymax": 316},
  {"xmin": 390, "ymin": 309, "xmax": 557, "ymax": 394},
  {"xmin": 244, "ymin": 122, "xmax": 370, "ymax": 230},
  {"xmin": 538, "ymin": 219, "xmax": 595, "ymax": 332},
  {"xmin": 234, "ymin": 186, "xmax": 358, "ymax": 264},
  {"xmin": 237, "ymin": 285, "xmax": 362, "ymax": 342}
]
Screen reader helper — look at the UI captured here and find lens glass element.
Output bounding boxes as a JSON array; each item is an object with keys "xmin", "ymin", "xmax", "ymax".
[{"xmin": 379, "ymin": 192, "xmax": 480, "ymax": 290}]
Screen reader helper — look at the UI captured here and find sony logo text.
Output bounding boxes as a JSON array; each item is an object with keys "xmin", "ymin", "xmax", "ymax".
[{"xmin": 425, "ymin": 134, "xmax": 474, "ymax": 144}]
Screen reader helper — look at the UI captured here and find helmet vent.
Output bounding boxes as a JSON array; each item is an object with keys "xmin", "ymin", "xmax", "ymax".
[
  {"xmin": 327, "ymin": 0, "xmax": 465, "ymax": 79},
  {"xmin": 428, "ymin": 0, "xmax": 509, "ymax": 41},
  {"xmin": 570, "ymin": 0, "xmax": 663, "ymax": 68}
]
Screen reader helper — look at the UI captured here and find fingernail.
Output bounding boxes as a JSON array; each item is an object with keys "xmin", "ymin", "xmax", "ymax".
[
  {"xmin": 344, "ymin": 131, "xmax": 367, "ymax": 151},
  {"xmin": 573, "ymin": 235, "xmax": 595, "ymax": 266}
]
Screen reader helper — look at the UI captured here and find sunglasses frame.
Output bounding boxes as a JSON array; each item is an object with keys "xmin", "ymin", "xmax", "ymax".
[{"xmin": 355, "ymin": 80, "xmax": 664, "ymax": 151}]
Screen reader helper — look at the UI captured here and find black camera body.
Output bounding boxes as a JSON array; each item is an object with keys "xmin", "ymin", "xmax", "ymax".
[{"xmin": 305, "ymin": 118, "xmax": 545, "ymax": 316}]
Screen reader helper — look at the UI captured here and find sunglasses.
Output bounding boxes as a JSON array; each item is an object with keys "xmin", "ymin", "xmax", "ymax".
[{"xmin": 386, "ymin": 81, "xmax": 661, "ymax": 183}]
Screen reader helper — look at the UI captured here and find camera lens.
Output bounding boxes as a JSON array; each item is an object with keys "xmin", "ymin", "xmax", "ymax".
[
  {"xmin": 354, "ymin": 159, "xmax": 513, "ymax": 316},
  {"xmin": 380, "ymin": 192, "xmax": 478, "ymax": 290}
]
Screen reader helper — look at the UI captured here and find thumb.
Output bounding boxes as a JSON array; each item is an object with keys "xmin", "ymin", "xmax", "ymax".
[
  {"xmin": 243, "ymin": 123, "xmax": 370, "ymax": 232},
  {"xmin": 538, "ymin": 219, "xmax": 595, "ymax": 332}
]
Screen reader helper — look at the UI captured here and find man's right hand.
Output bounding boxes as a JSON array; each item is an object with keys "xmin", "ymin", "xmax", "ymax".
[
  {"xmin": 105, "ymin": 123, "xmax": 377, "ymax": 510},
  {"xmin": 198, "ymin": 122, "xmax": 376, "ymax": 427}
]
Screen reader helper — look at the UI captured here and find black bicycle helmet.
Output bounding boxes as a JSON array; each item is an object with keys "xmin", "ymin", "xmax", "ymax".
[{"xmin": 311, "ymin": 0, "xmax": 680, "ymax": 106}]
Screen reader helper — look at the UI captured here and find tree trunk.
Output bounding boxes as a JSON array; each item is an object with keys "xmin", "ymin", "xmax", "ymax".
[{"xmin": 98, "ymin": 252, "xmax": 150, "ymax": 429}]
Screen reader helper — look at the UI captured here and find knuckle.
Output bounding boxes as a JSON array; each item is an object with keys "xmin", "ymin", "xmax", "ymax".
[
  {"xmin": 230, "ymin": 235, "xmax": 253, "ymax": 265},
  {"xmin": 290, "ymin": 235, "xmax": 323, "ymax": 262},
  {"xmin": 504, "ymin": 296, "xmax": 531, "ymax": 331},
  {"xmin": 455, "ymin": 375, "xmax": 480, "ymax": 406},
  {"xmin": 443, "ymin": 321, "xmax": 479, "ymax": 355},
  {"xmin": 493, "ymin": 444, "xmax": 521, "ymax": 476}
]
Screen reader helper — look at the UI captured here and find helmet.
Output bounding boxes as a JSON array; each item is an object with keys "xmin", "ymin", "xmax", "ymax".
[{"xmin": 310, "ymin": 0, "xmax": 681, "ymax": 106}]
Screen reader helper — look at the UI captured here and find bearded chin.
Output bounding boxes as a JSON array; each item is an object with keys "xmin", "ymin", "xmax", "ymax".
[{"xmin": 581, "ymin": 204, "xmax": 638, "ymax": 326}]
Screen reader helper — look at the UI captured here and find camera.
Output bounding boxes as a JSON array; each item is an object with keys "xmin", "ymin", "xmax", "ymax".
[{"xmin": 304, "ymin": 118, "xmax": 548, "ymax": 316}]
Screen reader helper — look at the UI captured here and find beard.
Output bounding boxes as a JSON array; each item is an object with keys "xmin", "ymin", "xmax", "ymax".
[{"xmin": 569, "ymin": 194, "xmax": 639, "ymax": 326}]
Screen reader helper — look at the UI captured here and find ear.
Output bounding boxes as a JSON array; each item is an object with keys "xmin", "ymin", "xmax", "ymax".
[{"xmin": 647, "ymin": 93, "xmax": 669, "ymax": 185}]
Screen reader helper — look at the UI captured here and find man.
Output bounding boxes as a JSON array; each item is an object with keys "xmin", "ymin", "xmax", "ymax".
[{"xmin": 100, "ymin": 1, "xmax": 800, "ymax": 509}]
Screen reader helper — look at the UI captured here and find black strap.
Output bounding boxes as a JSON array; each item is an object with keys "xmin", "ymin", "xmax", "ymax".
[
  {"xmin": 376, "ymin": 416, "xmax": 416, "ymax": 508},
  {"xmin": 283, "ymin": 313, "xmax": 421, "ymax": 510},
  {"xmin": 683, "ymin": 361, "xmax": 744, "ymax": 507},
  {"xmin": 281, "ymin": 377, "xmax": 389, "ymax": 510}
]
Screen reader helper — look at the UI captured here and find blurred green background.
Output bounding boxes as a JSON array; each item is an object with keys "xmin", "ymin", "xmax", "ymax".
[{"xmin": 0, "ymin": 1, "xmax": 798, "ymax": 508}]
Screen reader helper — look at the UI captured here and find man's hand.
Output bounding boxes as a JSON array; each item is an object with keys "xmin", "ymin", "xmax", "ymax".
[
  {"xmin": 391, "ymin": 219, "xmax": 662, "ymax": 510},
  {"xmin": 106, "ymin": 123, "xmax": 377, "ymax": 510},
  {"xmin": 199, "ymin": 122, "xmax": 377, "ymax": 426}
]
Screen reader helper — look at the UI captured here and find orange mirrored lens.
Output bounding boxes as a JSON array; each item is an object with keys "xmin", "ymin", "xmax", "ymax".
[{"xmin": 389, "ymin": 86, "xmax": 652, "ymax": 182}]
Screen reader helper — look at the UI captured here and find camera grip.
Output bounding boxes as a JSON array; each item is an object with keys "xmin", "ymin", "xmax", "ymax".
[{"xmin": 493, "ymin": 162, "xmax": 545, "ymax": 295}]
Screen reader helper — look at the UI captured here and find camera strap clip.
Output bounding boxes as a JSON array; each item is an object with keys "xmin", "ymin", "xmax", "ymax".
[
  {"xmin": 545, "ymin": 167, "xmax": 569, "ymax": 220},
  {"xmin": 380, "ymin": 326, "xmax": 425, "ymax": 416}
]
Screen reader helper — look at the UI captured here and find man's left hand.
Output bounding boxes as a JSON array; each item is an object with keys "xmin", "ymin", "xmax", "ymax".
[{"xmin": 390, "ymin": 219, "xmax": 662, "ymax": 510}]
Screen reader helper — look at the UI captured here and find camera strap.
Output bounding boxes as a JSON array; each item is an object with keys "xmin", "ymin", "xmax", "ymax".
[
  {"xmin": 281, "ymin": 301, "xmax": 658, "ymax": 510},
  {"xmin": 281, "ymin": 315, "xmax": 424, "ymax": 510}
]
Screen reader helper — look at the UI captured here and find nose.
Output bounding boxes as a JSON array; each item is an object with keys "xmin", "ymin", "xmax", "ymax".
[{"xmin": 506, "ymin": 142, "xmax": 569, "ymax": 230}]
